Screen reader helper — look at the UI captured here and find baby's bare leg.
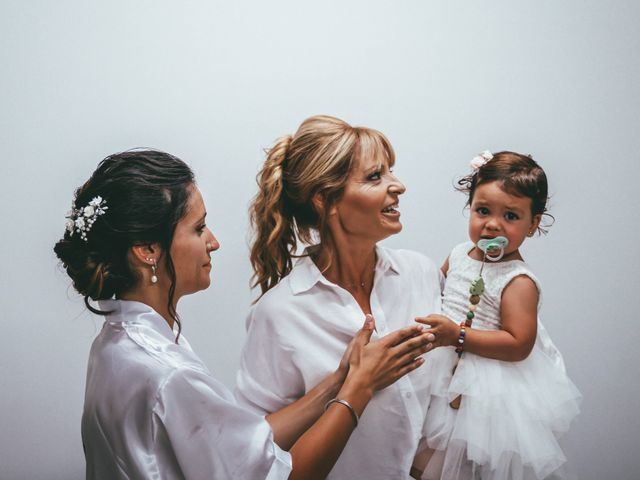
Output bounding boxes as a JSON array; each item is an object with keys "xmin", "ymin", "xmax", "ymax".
[
  {"xmin": 412, "ymin": 447, "xmax": 446, "ymax": 480},
  {"xmin": 411, "ymin": 447, "xmax": 439, "ymax": 479}
]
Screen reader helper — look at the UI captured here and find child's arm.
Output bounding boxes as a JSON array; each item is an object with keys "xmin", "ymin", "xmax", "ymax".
[
  {"xmin": 416, "ymin": 275, "xmax": 538, "ymax": 362},
  {"xmin": 436, "ymin": 256, "xmax": 449, "ymax": 295},
  {"xmin": 441, "ymin": 256, "xmax": 450, "ymax": 277}
]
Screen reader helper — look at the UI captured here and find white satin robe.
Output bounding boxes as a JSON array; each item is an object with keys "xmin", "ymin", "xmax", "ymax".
[{"xmin": 82, "ymin": 299, "xmax": 291, "ymax": 480}]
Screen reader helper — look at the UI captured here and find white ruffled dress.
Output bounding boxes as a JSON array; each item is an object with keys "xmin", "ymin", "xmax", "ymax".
[{"xmin": 422, "ymin": 242, "xmax": 581, "ymax": 480}]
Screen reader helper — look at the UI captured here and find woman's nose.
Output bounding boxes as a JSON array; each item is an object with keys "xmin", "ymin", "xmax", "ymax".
[
  {"xmin": 388, "ymin": 174, "xmax": 406, "ymax": 195},
  {"xmin": 207, "ymin": 230, "xmax": 220, "ymax": 251}
]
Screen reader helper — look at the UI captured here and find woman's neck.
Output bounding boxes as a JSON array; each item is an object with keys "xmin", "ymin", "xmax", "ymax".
[
  {"xmin": 316, "ymin": 239, "xmax": 377, "ymax": 292},
  {"xmin": 119, "ymin": 286, "xmax": 177, "ymax": 329}
]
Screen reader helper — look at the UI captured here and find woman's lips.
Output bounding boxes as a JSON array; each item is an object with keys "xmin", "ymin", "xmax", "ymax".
[
  {"xmin": 381, "ymin": 203, "xmax": 400, "ymax": 218},
  {"xmin": 381, "ymin": 210, "xmax": 401, "ymax": 218}
]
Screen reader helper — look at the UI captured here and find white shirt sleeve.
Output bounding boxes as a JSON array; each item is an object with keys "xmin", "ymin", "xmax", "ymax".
[
  {"xmin": 154, "ymin": 367, "xmax": 292, "ymax": 480},
  {"xmin": 236, "ymin": 301, "xmax": 307, "ymax": 414}
]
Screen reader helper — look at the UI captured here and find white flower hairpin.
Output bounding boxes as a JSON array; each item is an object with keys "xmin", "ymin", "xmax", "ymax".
[
  {"xmin": 470, "ymin": 150, "xmax": 493, "ymax": 170},
  {"xmin": 65, "ymin": 196, "xmax": 108, "ymax": 241}
]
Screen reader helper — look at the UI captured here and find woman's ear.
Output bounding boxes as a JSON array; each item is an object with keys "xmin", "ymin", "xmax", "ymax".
[
  {"xmin": 130, "ymin": 243, "xmax": 162, "ymax": 267},
  {"xmin": 312, "ymin": 192, "xmax": 337, "ymax": 216}
]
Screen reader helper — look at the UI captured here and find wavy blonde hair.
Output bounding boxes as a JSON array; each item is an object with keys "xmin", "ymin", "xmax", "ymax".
[{"xmin": 250, "ymin": 115, "xmax": 395, "ymax": 295}]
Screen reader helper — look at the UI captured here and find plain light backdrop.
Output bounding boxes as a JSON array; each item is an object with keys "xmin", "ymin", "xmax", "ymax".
[{"xmin": 1, "ymin": 1, "xmax": 638, "ymax": 478}]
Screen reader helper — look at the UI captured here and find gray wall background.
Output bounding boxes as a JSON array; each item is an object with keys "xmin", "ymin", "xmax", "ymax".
[{"xmin": 1, "ymin": 1, "xmax": 638, "ymax": 478}]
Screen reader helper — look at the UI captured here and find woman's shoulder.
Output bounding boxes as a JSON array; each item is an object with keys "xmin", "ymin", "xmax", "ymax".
[
  {"xmin": 378, "ymin": 246, "xmax": 439, "ymax": 273},
  {"xmin": 250, "ymin": 277, "xmax": 297, "ymax": 314},
  {"xmin": 158, "ymin": 364, "xmax": 232, "ymax": 400},
  {"xmin": 245, "ymin": 273, "xmax": 310, "ymax": 334},
  {"xmin": 87, "ymin": 329, "xmax": 204, "ymax": 407},
  {"xmin": 378, "ymin": 247, "xmax": 442, "ymax": 290}
]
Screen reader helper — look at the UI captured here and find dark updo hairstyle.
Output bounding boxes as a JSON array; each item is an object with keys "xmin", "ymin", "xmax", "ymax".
[
  {"xmin": 54, "ymin": 150, "xmax": 195, "ymax": 338},
  {"xmin": 457, "ymin": 151, "xmax": 553, "ymax": 234}
]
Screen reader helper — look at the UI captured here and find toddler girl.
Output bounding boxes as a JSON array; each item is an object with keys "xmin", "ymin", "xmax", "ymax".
[{"xmin": 416, "ymin": 151, "xmax": 581, "ymax": 480}]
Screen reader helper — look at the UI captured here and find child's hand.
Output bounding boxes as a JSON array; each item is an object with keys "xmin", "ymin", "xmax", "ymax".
[{"xmin": 415, "ymin": 314, "xmax": 459, "ymax": 348}]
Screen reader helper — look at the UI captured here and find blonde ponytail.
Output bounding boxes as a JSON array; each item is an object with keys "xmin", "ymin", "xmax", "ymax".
[{"xmin": 250, "ymin": 135, "xmax": 297, "ymax": 294}]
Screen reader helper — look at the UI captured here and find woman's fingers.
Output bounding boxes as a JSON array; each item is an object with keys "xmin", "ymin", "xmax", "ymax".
[
  {"xmin": 354, "ymin": 314, "xmax": 375, "ymax": 344},
  {"xmin": 357, "ymin": 317, "xmax": 450, "ymax": 391},
  {"xmin": 395, "ymin": 356, "xmax": 426, "ymax": 378},
  {"xmin": 378, "ymin": 324, "xmax": 426, "ymax": 347},
  {"xmin": 347, "ymin": 315, "xmax": 376, "ymax": 355},
  {"xmin": 389, "ymin": 332, "xmax": 434, "ymax": 358},
  {"xmin": 395, "ymin": 340, "xmax": 433, "ymax": 364},
  {"xmin": 343, "ymin": 314, "xmax": 378, "ymax": 375},
  {"xmin": 395, "ymin": 333, "xmax": 436, "ymax": 363},
  {"xmin": 378, "ymin": 356, "xmax": 426, "ymax": 389}
]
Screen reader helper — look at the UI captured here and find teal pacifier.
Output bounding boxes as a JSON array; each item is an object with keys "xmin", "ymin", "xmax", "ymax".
[{"xmin": 477, "ymin": 236, "xmax": 509, "ymax": 261}]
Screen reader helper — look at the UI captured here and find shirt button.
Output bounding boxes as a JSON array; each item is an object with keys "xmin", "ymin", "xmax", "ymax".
[{"xmin": 405, "ymin": 392, "xmax": 412, "ymax": 399}]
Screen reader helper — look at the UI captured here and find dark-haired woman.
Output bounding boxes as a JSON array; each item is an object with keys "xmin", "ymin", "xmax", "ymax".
[
  {"xmin": 54, "ymin": 150, "xmax": 434, "ymax": 480},
  {"xmin": 236, "ymin": 116, "xmax": 443, "ymax": 479}
]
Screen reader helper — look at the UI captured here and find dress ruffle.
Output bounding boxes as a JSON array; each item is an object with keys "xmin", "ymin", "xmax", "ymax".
[{"xmin": 423, "ymin": 340, "xmax": 581, "ymax": 479}]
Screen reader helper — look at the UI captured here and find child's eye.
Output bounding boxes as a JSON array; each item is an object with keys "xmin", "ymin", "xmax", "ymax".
[
  {"xmin": 505, "ymin": 212, "xmax": 519, "ymax": 221},
  {"xmin": 476, "ymin": 207, "xmax": 489, "ymax": 216}
]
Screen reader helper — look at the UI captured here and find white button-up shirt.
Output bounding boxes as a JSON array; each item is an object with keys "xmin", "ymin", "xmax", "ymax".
[
  {"xmin": 83, "ymin": 299, "xmax": 292, "ymax": 480},
  {"xmin": 236, "ymin": 247, "xmax": 442, "ymax": 479}
]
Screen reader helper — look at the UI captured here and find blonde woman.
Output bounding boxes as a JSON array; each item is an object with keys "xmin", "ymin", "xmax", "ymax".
[{"xmin": 236, "ymin": 116, "xmax": 442, "ymax": 479}]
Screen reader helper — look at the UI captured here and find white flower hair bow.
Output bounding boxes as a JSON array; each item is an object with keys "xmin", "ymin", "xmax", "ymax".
[{"xmin": 470, "ymin": 150, "xmax": 493, "ymax": 170}]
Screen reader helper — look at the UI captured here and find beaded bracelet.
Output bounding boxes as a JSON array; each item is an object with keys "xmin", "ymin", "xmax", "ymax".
[
  {"xmin": 455, "ymin": 322, "xmax": 466, "ymax": 358},
  {"xmin": 324, "ymin": 398, "xmax": 359, "ymax": 427}
]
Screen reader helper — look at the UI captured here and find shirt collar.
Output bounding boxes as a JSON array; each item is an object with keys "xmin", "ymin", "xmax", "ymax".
[
  {"xmin": 288, "ymin": 245, "xmax": 401, "ymax": 295},
  {"xmin": 288, "ymin": 254, "xmax": 324, "ymax": 295},
  {"xmin": 376, "ymin": 245, "xmax": 401, "ymax": 276},
  {"xmin": 97, "ymin": 299, "xmax": 178, "ymax": 342}
]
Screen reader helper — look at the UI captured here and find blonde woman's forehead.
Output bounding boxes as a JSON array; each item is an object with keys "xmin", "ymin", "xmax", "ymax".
[
  {"xmin": 355, "ymin": 131, "xmax": 394, "ymax": 163},
  {"xmin": 353, "ymin": 149, "xmax": 392, "ymax": 171}
]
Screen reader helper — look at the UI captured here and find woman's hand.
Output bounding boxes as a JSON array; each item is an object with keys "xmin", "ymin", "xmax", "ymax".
[
  {"xmin": 415, "ymin": 314, "xmax": 458, "ymax": 348},
  {"xmin": 335, "ymin": 316, "xmax": 372, "ymax": 383},
  {"xmin": 284, "ymin": 316, "xmax": 434, "ymax": 480},
  {"xmin": 345, "ymin": 314, "xmax": 435, "ymax": 393},
  {"xmin": 269, "ymin": 316, "xmax": 433, "ymax": 452}
]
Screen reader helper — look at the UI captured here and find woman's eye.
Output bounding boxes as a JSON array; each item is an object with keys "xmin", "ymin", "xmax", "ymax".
[
  {"xmin": 196, "ymin": 224, "xmax": 206, "ymax": 235},
  {"xmin": 368, "ymin": 171, "xmax": 382, "ymax": 181}
]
